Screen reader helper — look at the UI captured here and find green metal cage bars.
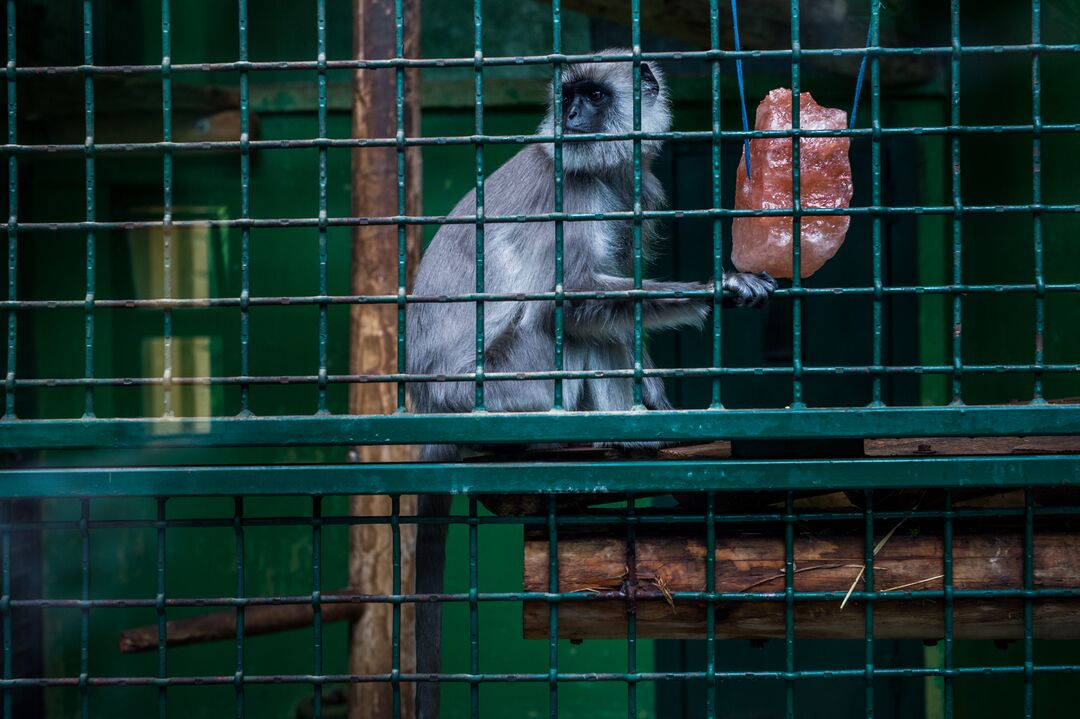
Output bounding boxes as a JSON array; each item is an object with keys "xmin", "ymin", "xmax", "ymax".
[{"xmin": 1, "ymin": 0, "xmax": 1080, "ymax": 718}]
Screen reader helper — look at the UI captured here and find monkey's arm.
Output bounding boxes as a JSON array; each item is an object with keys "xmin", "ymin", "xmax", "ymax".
[{"xmin": 561, "ymin": 272, "xmax": 774, "ymax": 340}]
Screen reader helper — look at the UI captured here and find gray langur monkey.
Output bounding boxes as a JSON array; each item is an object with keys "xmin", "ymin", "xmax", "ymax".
[{"xmin": 405, "ymin": 49, "xmax": 776, "ymax": 717}]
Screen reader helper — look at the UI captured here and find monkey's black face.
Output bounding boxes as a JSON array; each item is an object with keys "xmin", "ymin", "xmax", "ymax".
[{"xmin": 561, "ymin": 80, "xmax": 611, "ymax": 133}]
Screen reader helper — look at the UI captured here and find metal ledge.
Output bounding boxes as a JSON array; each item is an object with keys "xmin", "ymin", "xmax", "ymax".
[
  {"xmin": 2, "ymin": 455, "xmax": 1079, "ymax": 497},
  {"xmin": 1, "ymin": 405, "xmax": 1079, "ymax": 450}
]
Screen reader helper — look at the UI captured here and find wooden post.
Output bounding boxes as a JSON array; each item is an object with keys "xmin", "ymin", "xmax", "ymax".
[{"xmin": 349, "ymin": 0, "xmax": 421, "ymax": 717}]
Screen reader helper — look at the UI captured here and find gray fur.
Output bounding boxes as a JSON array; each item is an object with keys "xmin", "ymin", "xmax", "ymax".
[{"xmin": 406, "ymin": 50, "xmax": 775, "ymax": 718}]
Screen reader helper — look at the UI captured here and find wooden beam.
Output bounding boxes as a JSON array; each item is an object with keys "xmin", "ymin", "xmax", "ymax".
[
  {"xmin": 865, "ymin": 436, "xmax": 1080, "ymax": 457},
  {"xmin": 349, "ymin": 0, "xmax": 422, "ymax": 717},
  {"xmin": 118, "ymin": 591, "xmax": 362, "ymax": 653},
  {"xmin": 523, "ymin": 528, "xmax": 1080, "ymax": 640},
  {"xmin": 547, "ymin": 0, "xmax": 935, "ymax": 86}
]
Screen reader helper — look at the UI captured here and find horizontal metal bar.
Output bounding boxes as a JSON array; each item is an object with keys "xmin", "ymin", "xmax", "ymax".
[
  {"xmin": 4, "ymin": 504, "xmax": 1079, "ymax": 533},
  {"xmin": 9, "ymin": 587, "xmax": 1079, "ymax": 611},
  {"xmin": 4, "ymin": 281, "xmax": 1079, "ymax": 311},
  {"xmin": 2, "ymin": 455, "xmax": 1079, "ymax": 494},
  {"xmin": 1, "ymin": 664, "xmax": 1077, "ymax": 689},
  {"xmin": 10, "ymin": 43, "xmax": 1080, "ymax": 76},
  {"xmin": 8, "ymin": 203, "xmax": 1080, "ymax": 233},
  {"xmin": 5, "ymin": 363, "xmax": 1080, "ymax": 390},
  {"xmin": 6, "ymin": 122, "xmax": 1080, "ymax": 156}
]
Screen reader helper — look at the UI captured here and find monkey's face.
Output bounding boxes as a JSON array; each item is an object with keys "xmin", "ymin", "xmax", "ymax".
[
  {"xmin": 561, "ymin": 79, "xmax": 613, "ymax": 135},
  {"xmin": 539, "ymin": 48, "xmax": 672, "ymax": 174}
]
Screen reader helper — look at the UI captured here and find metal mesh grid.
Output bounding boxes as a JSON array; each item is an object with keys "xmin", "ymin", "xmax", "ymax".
[
  {"xmin": 1, "ymin": 479, "xmax": 1080, "ymax": 718},
  {"xmin": 2, "ymin": 0, "xmax": 1080, "ymax": 717},
  {"xmin": 1, "ymin": 0, "xmax": 1078, "ymax": 447}
]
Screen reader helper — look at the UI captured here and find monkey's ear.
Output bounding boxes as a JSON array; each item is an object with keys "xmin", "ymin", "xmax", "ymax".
[{"xmin": 640, "ymin": 62, "xmax": 660, "ymax": 95}]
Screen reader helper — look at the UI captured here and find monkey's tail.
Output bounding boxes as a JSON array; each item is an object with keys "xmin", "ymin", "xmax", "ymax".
[{"xmin": 415, "ymin": 491, "xmax": 452, "ymax": 718}]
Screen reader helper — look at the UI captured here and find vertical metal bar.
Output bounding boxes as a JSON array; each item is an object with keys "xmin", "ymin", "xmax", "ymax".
[
  {"xmin": 708, "ymin": 0, "xmax": 723, "ymax": 409},
  {"xmin": 161, "ymin": 0, "xmax": 174, "ymax": 417},
  {"xmin": 789, "ymin": 0, "xmax": 803, "ymax": 409},
  {"xmin": 1, "ymin": 502, "xmax": 10, "ymax": 719},
  {"xmin": 547, "ymin": 496, "xmax": 558, "ymax": 719},
  {"xmin": 630, "ymin": 0, "xmax": 644, "ymax": 408},
  {"xmin": 394, "ymin": 0, "xmax": 408, "ymax": 413},
  {"xmin": 4, "ymin": 0, "xmax": 16, "ymax": 421},
  {"xmin": 869, "ymin": 1, "xmax": 883, "ymax": 407},
  {"xmin": 316, "ymin": 0, "xmax": 330, "ymax": 415},
  {"xmin": 626, "ymin": 493, "xmax": 637, "ymax": 717},
  {"xmin": 390, "ymin": 495, "xmax": 402, "ymax": 719},
  {"xmin": 942, "ymin": 489, "xmax": 954, "ymax": 719},
  {"xmin": 468, "ymin": 496, "xmax": 479, "ymax": 719},
  {"xmin": 311, "ymin": 495, "xmax": 323, "ymax": 719},
  {"xmin": 949, "ymin": 0, "xmax": 963, "ymax": 405},
  {"xmin": 1023, "ymin": 489, "xmax": 1034, "ymax": 718},
  {"xmin": 730, "ymin": 0, "xmax": 752, "ymax": 180},
  {"xmin": 1030, "ymin": 0, "xmax": 1044, "ymax": 403},
  {"xmin": 82, "ymin": 0, "xmax": 96, "ymax": 418},
  {"xmin": 784, "ymin": 491, "xmax": 794, "ymax": 719},
  {"xmin": 705, "ymin": 491, "xmax": 716, "ymax": 719},
  {"xmin": 79, "ymin": 499, "xmax": 90, "ymax": 719},
  {"xmin": 472, "ymin": 0, "xmax": 485, "ymax": 411},
  {"xmin": 156, "ymin": 498, "xmax": 167, "ymax": 719},
  {"xmin": 863, "ymin": 491, "xmax": 875, "ymax": 718},
  {"xmin": 234, "ymin": 497, "xmax": 245, "ymax": 719},
  {"xmin": 238, "ymin": 0, "xmax": 252, "ymax": 416},
  {"xmin": 551, "ymin": 0, "xmax": 564, "ymax": 410}
]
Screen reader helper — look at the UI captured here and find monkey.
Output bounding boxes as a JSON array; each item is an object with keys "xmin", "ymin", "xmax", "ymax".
[{"xmin": 405, "ymin": 49, "xmax": 776, "ymax": 717}]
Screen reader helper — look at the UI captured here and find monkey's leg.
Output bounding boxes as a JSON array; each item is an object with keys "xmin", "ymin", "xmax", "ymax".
[
  {"xmin": 580, "ymin": 344, "xmax": 669, "ymax": 453},
  {"xmin": 415, "ymin": 490, "xmax": 452, "ymax": 719},
  {"xmin": 640, "ymin": 348, "xmax": 674, "ymax": 412}
]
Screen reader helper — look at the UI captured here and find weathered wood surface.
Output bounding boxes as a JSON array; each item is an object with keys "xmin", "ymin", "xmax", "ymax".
[
  {"xmin": 523, "ymin": 529, "xmax": 1080, "ymax": 640},
  {"xmin": 865, "ymin": 436, "xmax": 1080, "ymax": 457},
  {"xmin": 547, "ymin": 0, "xmax": 935, "ymax": 86},
  {"xmin": 349, "ymin": 0, "xmax": 422, "ymax": 716},
  {"xmin": 119, "ymin": 590, "xmax": 363, "ymax": 653}
]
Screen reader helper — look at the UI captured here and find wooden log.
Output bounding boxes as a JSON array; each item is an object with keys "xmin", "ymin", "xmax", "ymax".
[
  {"xmin": 865, "ymin": 436, "xmax": 1080, "ymax": 457},
  {"xmin": 118, "ymin": 591, "xmax": 362, "ymax": 653},
  {"xmin": 523, "ymin": 529, "xmax": 1080, "ymax": 640},
  {"xmin": 349, "ymin": 0, "xmax": 422, "ymax": 717}
]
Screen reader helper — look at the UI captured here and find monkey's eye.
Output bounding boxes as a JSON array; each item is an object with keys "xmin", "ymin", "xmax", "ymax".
[{"xmin": 588, "ymin": 89, "xmax": 605, "ymax": 103}]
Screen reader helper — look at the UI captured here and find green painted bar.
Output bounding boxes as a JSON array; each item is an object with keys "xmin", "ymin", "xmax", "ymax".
[
  {"xmin": 238, "ymin": 0, "xmax": 252, "ymax": 415},
  {"xmin": 2, "ymin": 404, "xmax": 1079, "ymax": 449},
  {"xmin": 233, "ymin": 495, "xmax": 245, "ymax": 719},
  {"xmin": 2, "ymin": 455, "xmax": 1078, "ymax": 497}
]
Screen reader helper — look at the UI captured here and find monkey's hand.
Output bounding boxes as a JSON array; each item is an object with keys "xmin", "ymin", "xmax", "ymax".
[{"xmin": 717, "ymin": 271, "xmax": 777, "ymax": 308}]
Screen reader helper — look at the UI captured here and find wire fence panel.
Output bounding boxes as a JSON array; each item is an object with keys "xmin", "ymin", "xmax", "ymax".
[{"xmin": 2, "ymin": 0, "xmax": 1080, "ymax": 717}]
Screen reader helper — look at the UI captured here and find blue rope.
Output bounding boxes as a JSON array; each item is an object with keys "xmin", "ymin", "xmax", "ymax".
[
  {"xmin": 849, "ymin": 19, "xmax": 874, "ymax": 129},
  {"xmin": 734, "ymin": 0, "xmax": 875, "ymax": 175},
  {"xmin": 730, "ymin": 0, "xmax": 752, "ymax": 179}
]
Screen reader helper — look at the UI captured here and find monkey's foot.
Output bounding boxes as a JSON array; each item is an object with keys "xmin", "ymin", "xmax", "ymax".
[{"xmin": 722, "ymin": 271, "xmax": 778, "ymax": 308}]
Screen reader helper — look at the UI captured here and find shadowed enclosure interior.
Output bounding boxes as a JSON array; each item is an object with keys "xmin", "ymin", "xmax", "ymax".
[{"xmin": 1, "ymin": 0, "xmax": 1080, "ymax": 717}]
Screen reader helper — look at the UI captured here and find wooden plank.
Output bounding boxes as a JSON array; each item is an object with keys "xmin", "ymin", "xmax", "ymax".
[
  {"xmin": 348, "ymin": 0, "xmax": 422, "ymax": 717},
  {"xmin": 865, "ymin": 436, "xmax": 1080, "ymax": 457},
  {"xmin": 523, "ymin": 529, "xmax": 1080, "ymax": 640}
]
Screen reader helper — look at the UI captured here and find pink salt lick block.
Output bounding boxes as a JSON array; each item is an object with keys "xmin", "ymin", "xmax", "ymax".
[{"xmin": 732, "ymin": 88, "xmax": 853, "ymax": 279}]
